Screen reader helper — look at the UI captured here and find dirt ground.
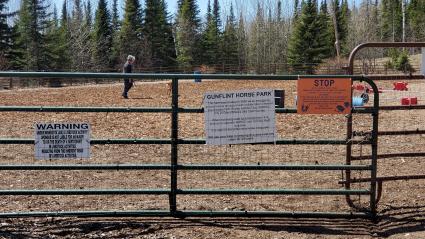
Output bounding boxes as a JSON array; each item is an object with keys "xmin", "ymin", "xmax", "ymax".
[{"xmin": 0, "ymin": 78, "xmax": 424, "ymax": 238}]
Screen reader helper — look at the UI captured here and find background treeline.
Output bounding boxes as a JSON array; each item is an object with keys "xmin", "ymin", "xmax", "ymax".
[{"xmin": 0, "ymin": 0, "xmax": 424, "ymax": 74}]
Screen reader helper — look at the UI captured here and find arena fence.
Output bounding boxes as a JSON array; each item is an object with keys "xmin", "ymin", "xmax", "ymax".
[{"xmin": 0, "ymin": 72, "xmax": 379, "ymax": 219}]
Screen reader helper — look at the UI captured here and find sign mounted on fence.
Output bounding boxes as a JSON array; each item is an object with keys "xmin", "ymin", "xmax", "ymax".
[
  {"xmin": 297, "ymin": 78, "xmax": 352, "ymax": 114},
  {"xmin": 204, "ymin": 89, "xmax": 276, "ymax": 145},
  {"xmin": 34, "ymin": 122, "xmax": 91, "ymax": 159}
]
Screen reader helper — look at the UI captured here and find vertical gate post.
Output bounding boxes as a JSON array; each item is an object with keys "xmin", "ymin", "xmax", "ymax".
[
  {"xmin": 170, "ymin": 78, "xmax": 179, "ymax": 214},
  {"xmin": 369, "ymin": 76, "xmax": 380, "ymax": 218}
]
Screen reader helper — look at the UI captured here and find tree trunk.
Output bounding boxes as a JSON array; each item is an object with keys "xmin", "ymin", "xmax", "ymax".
[{"xmin": 331, "ymin": 1, "xmax": 341, "ymax": 62}]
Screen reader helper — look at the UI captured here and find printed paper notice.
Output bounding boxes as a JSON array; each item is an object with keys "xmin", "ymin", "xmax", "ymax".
[
  {"xmin": 297, "ymin": 78, "xmax": 352, "ymax": 114},
  {"xmin": 204, "ymin": 89, "xmax": 276, "ymax": 145},
  {"xmin": 35, "ymin": 122, "xmax": 90, "ymax": 159}
]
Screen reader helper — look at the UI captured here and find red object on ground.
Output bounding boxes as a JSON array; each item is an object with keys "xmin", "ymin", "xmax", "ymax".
[
  {"xmin": 410, "ymin": 97, "xmax": 418, "ymax": 105},
  {"xmin": 353, "ymin": 84, "xmax": 365, "ymax": 91},
  {"xmin": 393, "ymin": 82, "xmax": 408, "ymax": 91},
  {"xmin": 401, "ymin": 97, "xmax": 410, "ymax": 105}
]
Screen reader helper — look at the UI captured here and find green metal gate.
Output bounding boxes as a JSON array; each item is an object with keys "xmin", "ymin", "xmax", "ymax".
[{"xmin": 0, "ymin": 72, "xmax": 379, "ymax": 219}]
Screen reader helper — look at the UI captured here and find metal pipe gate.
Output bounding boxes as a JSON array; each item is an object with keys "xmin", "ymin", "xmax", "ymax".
[
  {"xmin": 0, "ymin": 72, "xmax": 379, "ymax": 219},
  {"xmin": 343, "ymin": 42, "xmax": 425, "ymax": 208}
]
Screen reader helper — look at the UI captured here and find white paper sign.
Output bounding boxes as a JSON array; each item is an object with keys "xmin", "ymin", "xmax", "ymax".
[
  {"xmin": 35, "ymin": 122, "xmax": 90, "ymax": 159},
  {"xmin": 204, "ymin": 89, "xmax": 276, "ymax": 145},
  {"xmin": 421, "ymin": 48, "xmax": 425, "ymax": 75}
]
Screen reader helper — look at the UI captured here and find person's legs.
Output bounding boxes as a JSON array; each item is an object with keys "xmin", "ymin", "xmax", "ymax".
[{"xmin": 122, "ymin": 79, "xmax": 132, "ymax": 98}]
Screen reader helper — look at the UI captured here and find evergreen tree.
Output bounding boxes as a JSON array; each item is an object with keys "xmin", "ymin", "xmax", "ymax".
[
  {"xmin": 212, "ymin": 0, "xmax": 221, "ymax": 29},
  {"xmin": 287, "ymin": 0, "xmax": 323, "ymax": 74},
  {"xmin": 407, "ymin": 0, "xmax": 425, "ymax": 41},
  {"xmin": 294, "ymin": 0, "xmax": 300, "ymax": 21},
  {"xmin": 13, "ymin": 0, "xmax": 53, "ymax": 70},
  {"xmin": 44, "ymin": 6, "xmax": 66, "ymax": 85},
  {"xmin": 380, "ymin": 0, "xmax": 402, "ymax": 42},
  {"xmin": 175, "ymin": 0, "xmax": 201, "ymax": 71},
  {"xmin": 340, "ymin": 0, "xmax": 349, "ymax": 55},
  {"xmin": 0, "ymin": 0, "xmax": 13, "ymax": 69},
  {"xmin": 85, "ymin": 0, "xmax": 93, "ymax": 28},
  {"xmin": 111, "ymin": 0, "xmax": 120, "ymax": 30},
  {"xmin": 317, "ymin": 0, "xmax": 333, "ymax": 59},
  {"xmin": 56, "ymin": 0, "xmax": 71, "ymax": 70},
  {"xmin": 93, "ymin": 0, "xmax": 113, "ymax": 71},
  {"xmin": 201, "ymin": 0, "xmax": 221, "ymax": 65},
  {"xmin": 142, "ymin": 0, "xmax": 176, "ymax": 70},
  {"xmin": 45, "ymin": 6, "xmax": 61, "ymax": 71},
  {"xmin": 222, "ymin": 3, "xmax": 238, "ymax": 72},
  {"xmin": 120, "ymin": 0, "xmax": 143, "ymax": 65},
  {"xmin": 110, "ymin": 0, "xmax": 121, "ymax": 69}
]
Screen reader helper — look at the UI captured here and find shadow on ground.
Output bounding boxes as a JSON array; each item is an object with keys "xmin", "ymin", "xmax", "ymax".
[{"xmin": 0, "ymin": 206, "xmax": 424, "ymax": 238}]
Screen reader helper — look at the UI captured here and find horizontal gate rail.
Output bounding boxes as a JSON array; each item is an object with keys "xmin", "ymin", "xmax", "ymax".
[
  {"xmin": 0, "ymin": 189, "xmax": 170, "ymax": 195},
  {"xmin": 0, "ymin": 106, "xmax": 373, "ymax": 113},
  {"xmin": 0, "ymin": 164, "xmax": 371, "ymax": 170},
  {"xmin": 0, "ymin": 138, "xmax": 372, "ymax": 145},
  {"xmin": 351, "ymin": 152, "xmax": 425, "ymax": 160},
  {"xmin": 0, "ymin": 106, "xmax": 173, "ymax": 113},
  {"xmin": 178, "ymin": 139, "xmax": 371, "ymax": 145},
  {"xmin": 362, "ymin": 105, "xmax": 425, "ymax": 111},
  {"xmin": 339, "ymin": 175, "xmax": 425, "ymax": 183},
  {"xmin": 354, "ymin": 129, "xmax": 425, "ymax": 136},
  {"xmin": 177, "ymin": 189, "xmax": 370, "ymax": 195},
  {"xmin": 0, "ymin": 210, "xmax": 372, "ymax": 219},
  {"xmin": 0, "ymin": 189, "xmax": 370, "ymax": 196}
]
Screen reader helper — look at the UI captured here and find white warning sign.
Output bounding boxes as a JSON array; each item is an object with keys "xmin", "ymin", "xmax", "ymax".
[
  {"xmin": 34, "ymin": 122, "xmax": 91, "ymax": 159},
  {"xmin": 204, "ymin": 89, "xmax": 276, "ymax": 145}
]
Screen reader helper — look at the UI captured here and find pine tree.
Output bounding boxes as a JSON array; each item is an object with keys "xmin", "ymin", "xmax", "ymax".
[
  {"xmin": 201, "ymin": 0, "xmax": 221, "ymax": 66},
  {"xmin": 340, "ymin": 0, "xmax": 349, "ymax": 55},
  {"xmin": 287, "ymin": 0, "xmax": 322, "ymax": 74},
  {"xmin": 381, "ymin": 0, "xmax": 402, "ymax": 42},
  {"xmin": 317, "ymin": 0, "xmax": 333, "ymax": 59},
  {"xmin": 0, "ymin": 0, "xmax": 13, "ymax": 69},
  {"xmin": 45, "ymin": 6, "xmax": 65, "ymax": 86},
  {"xmin": 110, "ymin": 0, "xmax": 121, "ymax": 68},
  {"xmin": 222, "ymin": 3, "xmax": 238, "ymax": 72},
  {"xmin": 294, "ymin": 0, "xmax": 300, "ymax": 21},
  {"xmin": 13, "ymin": 0, "xmax": 53, "ymax": 70},
  {"xmin": 407, "ymin": 0, "xmax": 425, "ymax": 41},
  {"xmin": 93, "ymin": 0, "xmax": 113, "ymax": 71},
  {"xmin": 45, "ymin": 6, "xmax": 61, "ymax": 70},
  {"xmin": 175, "ymin": 0, "xmax": 201, "ymax": 71},
  {"xmin": 85, "ymin": 1, "xmax": 93, "ymax": 28},
  {"xmin": 120, "ymin": 0, "xmax": 143, "ymax": 65},
  {"xmin": 142, "ymin": 0, "xmax": 176, "ymax": 70},
  {"xmin": 56, "ymin": 0, "xmax": 71, "ymax": 71}
]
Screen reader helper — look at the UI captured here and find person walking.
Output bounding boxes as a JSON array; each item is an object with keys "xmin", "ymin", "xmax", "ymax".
[{"xmin": 122, "ymin": 55, "xmax": 135, "ymax": 99}]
